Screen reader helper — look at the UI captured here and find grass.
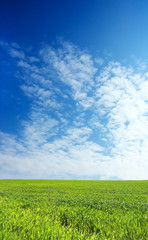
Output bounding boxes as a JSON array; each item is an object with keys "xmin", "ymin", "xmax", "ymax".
[{"xmin": 0, "ymin": 179, "xmax": 148, "ymax": 239}]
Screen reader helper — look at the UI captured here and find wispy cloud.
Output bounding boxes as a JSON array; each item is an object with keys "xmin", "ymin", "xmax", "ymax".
[
  {"xmin": 0, "ymin": 40, "xmax": 25, "ymax": 59},
  {"xmin": 95, "ymin": 61, "xmax": 148, "ymax": 179},
  {"xmin": 9, "ymin": 48, "xmax": 25, "ymax": 59},
  {"xmin": 40, "ymin": 41, "xmax": 97, "ymax": 109},
  {"xmin": 0, "ymin": 40, "xmax": 148, "ymax": 179}
]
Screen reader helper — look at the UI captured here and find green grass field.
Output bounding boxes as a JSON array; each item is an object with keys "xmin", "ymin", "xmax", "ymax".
[{"xmin": 0, "ymin": 180, "xmax": 148, "ymax": 239}]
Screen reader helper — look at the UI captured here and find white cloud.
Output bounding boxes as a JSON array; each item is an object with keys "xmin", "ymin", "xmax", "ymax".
[
  {"xmin": 20, "ymin": 84, "xmax": 60, "ymax": 109},
  {"xmin": 40, "ymin": 41, "xmax": 97, "ymax": 109},
  {"xmin": 9, "ymin": 48, "xmax": 25, "ymax": 59},
  {"xmin": 95, "ymin": 57, "xmax": 104, "ymax": 65},
  {"xmin": 0, "ymin": 41, "xmax": 25, "ymax": 59},
  {"xmin": 0, "ymin": 40, "xmax": 148, "ymax": 180},
  {"xmin": 28, "ymin": 56, "xmax": 40, "ymax": 63},
  {"xmin": 94, "ymin": 61, "xmax": 148, "ymax": 179}
]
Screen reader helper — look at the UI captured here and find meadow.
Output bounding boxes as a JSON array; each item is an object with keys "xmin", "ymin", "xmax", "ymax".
[{"xmin": 0, "ymin": 180, "xmax": 148, "ymax": 240}]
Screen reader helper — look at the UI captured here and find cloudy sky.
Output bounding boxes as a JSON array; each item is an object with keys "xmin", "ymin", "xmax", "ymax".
[{"xmin": 0, "ymin": 0, "xmax": 148, "ymax": 179}]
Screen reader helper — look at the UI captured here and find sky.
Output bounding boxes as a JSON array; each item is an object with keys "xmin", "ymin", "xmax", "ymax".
[{"xmin": 0, "ymin": 0, "xmax": 148, "ymax": 180}]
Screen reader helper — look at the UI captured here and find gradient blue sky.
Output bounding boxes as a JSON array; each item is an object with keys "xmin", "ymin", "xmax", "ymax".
[{"xmin": 0, "ymin": 0, "xmax": 148, "ymax": 179}]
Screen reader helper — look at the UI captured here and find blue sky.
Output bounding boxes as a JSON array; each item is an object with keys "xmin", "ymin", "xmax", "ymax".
[{"xmin": 0, "ymin": 0, "xmax": 148, "ymax": 179}]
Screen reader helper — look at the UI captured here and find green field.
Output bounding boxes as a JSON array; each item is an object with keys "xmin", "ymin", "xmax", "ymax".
[{"xmin": 0, "ymin": 180, "xmax": 148, "ymax": 239}]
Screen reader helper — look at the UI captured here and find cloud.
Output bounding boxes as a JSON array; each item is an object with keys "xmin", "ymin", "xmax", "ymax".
[
  {"xmin": 94, "ymin": 61, "xmax": 148, "ymax": 179},
  {"xmin": 9, "ymin": 48, "xmax": 25, "ymax": 59},
  {"xmin": 95, "ymin": 57, "xmax": 104, "ymax": 65},
  {"xmin": 0, "ymin": 40, "xmax": 148, "ymax": 179},
  {"xmin": 0, "ymin": 40, "xmax": 25, "ymax": 59},
  {"xmin": 40, "ymin": 41, "xmax": 97, "ymax": 109}
]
